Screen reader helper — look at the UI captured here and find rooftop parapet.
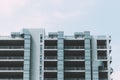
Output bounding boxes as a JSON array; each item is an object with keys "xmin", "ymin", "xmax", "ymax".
[
  {"xmin": 11, "ymin": 32, "xmax": 23, "ymax": 38},
  {"xmin": 48, "ymin": 32, "xmax": 58, "ymax": 38},
  {"xmin": 74, "ymin": 32, "xmax": 84, "ymax": 38}
]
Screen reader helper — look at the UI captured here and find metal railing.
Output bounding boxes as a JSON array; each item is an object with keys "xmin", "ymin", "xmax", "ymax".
[
  {"xmin": 0, "ymin": 67, "xmax": 23, "ymax": 70},
  {"xmin": 99, "ymin": 79, "xmax": 108, "ymax": 80},
  {"xmin": 65, "ymin": 67, "xmax": 85, "ymax": 70},
  {"xmin": 44, "ymin": 78, "xmax": 57, "ymax": 80},
  {"xmin": 0, "ymin": 57, "xmax": 24, "ymax": 59},
  {"xmin": 65, "ymin": 78, "xmax": 85, "ymax": 80},
  {"xmin": 97, "ymin": 46, "xmax": 106, "ymax": 49},
  {"xmin": 44, "ymin": 67, "xmax": 57, "ymax": 70},
  {"xmin": 99, "ymin": 67, "xmax": 107, "ymax": 70},
  {"xmin": 44, "ymin": 56, "xmax": 57, "ymax": 59},
  {"xmin": 45, "ymin": 46, "xmax": 57, "ymax": 49},
  {"xmin": 64, "ymin": 56, "xmax": 84, "ymax": 59},
  {"xmin": 0, "ymin": 46, "xmax": 24, "ymax": 49},
  {"xmin": 45, "ymin": 46, "xmax": 84, "ymax": 49},
  {"xmin": 98, "ymin": 56, "xmax": 107, "ymax": 59},
  {"xmin": 64, "ymin": 46, "xmax": 84, "ymax": 49}
]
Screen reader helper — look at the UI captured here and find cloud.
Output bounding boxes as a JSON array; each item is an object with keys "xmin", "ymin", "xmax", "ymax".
[
  {"xmin": 0, "ymin": 0, "xmax": 26, "ymax": 16},
  {"xmin": 111, "ymin": 71, "xmax": 120, "ymax": 80}
]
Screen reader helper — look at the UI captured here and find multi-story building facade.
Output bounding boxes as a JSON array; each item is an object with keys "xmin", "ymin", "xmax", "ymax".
[{"xmin": 0, "ymin": 28, "xmax": 113, "ymax": 80}]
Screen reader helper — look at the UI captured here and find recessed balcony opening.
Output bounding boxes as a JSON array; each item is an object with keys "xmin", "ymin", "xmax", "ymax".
[
  {"xmin": 64, "ymin": 51, "xmax": 84, "ymax": 60},
  {"xmin": 44, "ymin": 67, "xmax": 57, "ymax": 71},
  {"xmin": 44, "ymin": 56, "xmax": 57, "ymax": 60},
  {"xmin": 99, "ymin": 72, "xmax": 108, "ymax": 79},
  {"xmin": 99, "ymin": 66, "xmax": 108, "ymax": 71},
  {"xmin": 0, "ymin": 40, "xmax": 24, "ymax": 46},
  {"xmin": 64, "ymin": 72, "xmax": 85, "ymax": 79},
  {"xmin": 44, "ymin": 40, "xmax": 57, "ymax": 49},
  {"xmin": 64, "ymin": 56, "xmax": 84, "ymax": 60},
  {"xmin": 44, "ymin": 61, "xmax": 57, "ymax": 67},
  {"xmin": 64, "ymin": 62, "xmax": 85, "ymax": 67},
  {"xmin": 44, "ymin": 51, "xmax": 57, "ymax": 56},
  {"xmin": 44, "ymin": 40, "xmax": 57, "ymax": 46},
  {"xmin": 64, "ymin": 40, "xmax": 84, "ymax": 46},
  {"xmin": 44, "ymin": 72, "xmax": 57, "ymax": 78},
  {"xmin": 102, "ymin": 61, "xmax": 107, "ymax": 67},
  {"xmin": 97, "ymin": 40, "xmax": 106, "ymax": 49},
  {"xmin": 64, "ymin": 60, "xmax": 85, "ymax": 72},
  {"xmin": 0, "ymin": 56, "xmax": 24, "ymax": 60},
  {"xmin": 97, "ymin": 40, "xmax": 106, "ymax": 46},
  {"xmin": 44, "ymin": 51, "xmax": 57, "ymax": 61},
  {"xmin": 0, "ymin": 41, "xmax": 24, "ymax": 49},
  {"xmin": 64, "ymin": 67, "xmax": 85, "ymax": 71},
  {"xmin": 64, "ymin": 51, "xmax": 84, "ymax": 56},
  {"xmin": 0, "ymin": 51, "xmax": 24, "ymax": 56},
  {"xmin": 64, "ymin": 40, "xmax": 84, "ymax": 49},
  {"xmin": 0, "ymin": 62, "xmax": 23, "ymax": 67},
  {"xmin": 97, "ymin": 51, "xmax": 107, "ymax": 59},
  {"xmin": 0, "ymin": 72, "xmax": 23, "ymax": 78}
]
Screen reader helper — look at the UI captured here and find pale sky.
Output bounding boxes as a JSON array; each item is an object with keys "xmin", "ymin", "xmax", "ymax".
[{"xmin": 0, "ymin": 0, "xmax": 120, "ymax": 79}]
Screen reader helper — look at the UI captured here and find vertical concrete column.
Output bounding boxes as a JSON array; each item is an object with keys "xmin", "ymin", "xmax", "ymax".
[
  {"xmin": 23, "ymin": 29, "xmax": 31, "ymax": 80},
  {"xmin": 28, "ymin": 29, "xmax": 45, "ymax": 80},
  {"xmin": 107, "ymin": 37, "xmax": 111, "ymax": 80},
  {"xmin": 57, "ymin": 31, "xmax": 64, "ymax": 80},
  {"xmin": 91, "ymin": 37, "xmax": 99, "ymax": 80},
  {"xmin": 84, "ymin": 31, "xmax": 92, "ymax": 80},
  {"xmin": 39, "ymin": 33, "xmax": 44, "ymax": 80}
]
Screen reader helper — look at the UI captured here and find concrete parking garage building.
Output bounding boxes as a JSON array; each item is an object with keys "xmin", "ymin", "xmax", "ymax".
[{"xmin": 0, "ymin": 29, "xmax": 113, "ymax": 80}]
